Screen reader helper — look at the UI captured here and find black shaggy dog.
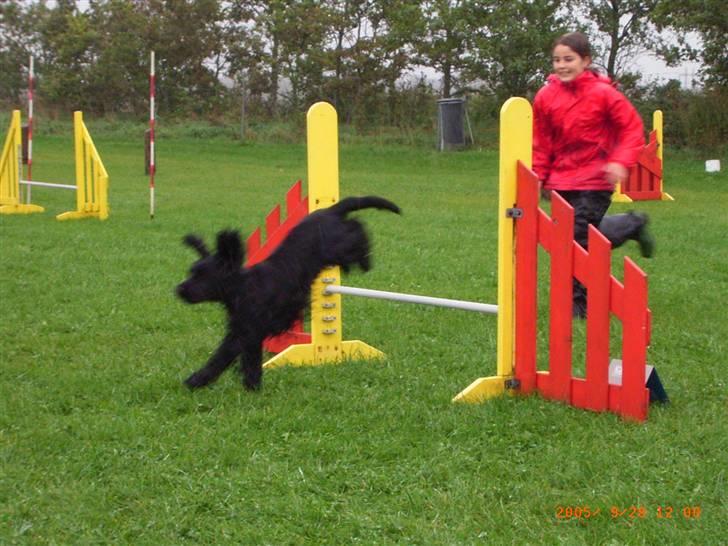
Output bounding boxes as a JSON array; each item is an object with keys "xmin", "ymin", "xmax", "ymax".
[{"xmin": 176, "ymin": 196, "xmax": 400, "ymax": 391}]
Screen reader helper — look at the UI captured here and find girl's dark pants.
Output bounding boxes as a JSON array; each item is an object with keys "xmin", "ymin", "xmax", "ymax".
[{"xmin": 554, "ymin": 190, "xmax": 646, "ymax": 316}]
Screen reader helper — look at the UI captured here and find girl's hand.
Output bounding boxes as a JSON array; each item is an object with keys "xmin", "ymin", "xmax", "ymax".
[{"xmin": 604, "ymin": 162, "xmax": 628, "ymax": 185}]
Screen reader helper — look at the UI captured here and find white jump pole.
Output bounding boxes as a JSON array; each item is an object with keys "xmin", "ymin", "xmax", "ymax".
[
  {"xmin": 20, "ymin": 180, "xmax": 75, "ymax": 190},
  {"xmin": 25, "ymin": 55, "xmax": 34, "ymax": 204},
  {"xmin": 323, "ymin": 285, "xmax": 498, "ymax": 315},
  {"xmin": 149, "ymin": 51, "xmax": 156, "ymax": 219}
]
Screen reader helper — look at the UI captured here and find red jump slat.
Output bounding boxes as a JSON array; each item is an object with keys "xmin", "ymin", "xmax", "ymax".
[
  {"xmin": 246, "ymin": 228, "xmax": 262, "ymax": 260},
  {"xmin": 515, "ymin": 161, "xmax": 539, "ymax": 393},
  {"xmin": 618, "ymin": 258, "xmax": 650, "ymax": 421},
  {"xmin": 584, "ymin": 227, "xmax": 612, "ymax": 411},
  {"xmin": 286, "ymin": 180, "xmax": 307, "ymax": 217},
  {"xmin": 263, "ymin": 321, "xmax": 310, "ymax": 353},
  {"xmin": 545, "ymin": 193, "xmax": 574, "ymax": 402},
  {"xmin": 266, "ymin": 205, "xmax": 281, "ymax": 241}
]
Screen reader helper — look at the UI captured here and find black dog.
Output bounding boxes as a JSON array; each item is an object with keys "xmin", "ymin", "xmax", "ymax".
[{"xmin": 176, "ymin": 196, "xmax": 400, "ymax": 391}]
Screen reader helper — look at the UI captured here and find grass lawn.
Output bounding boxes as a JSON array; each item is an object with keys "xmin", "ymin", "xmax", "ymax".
[{"xmin": 1, "ymin": 119, "xmax": 726, "ymax": 544}]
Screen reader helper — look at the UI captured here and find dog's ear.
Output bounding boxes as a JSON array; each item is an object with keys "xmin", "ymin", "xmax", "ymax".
[
  {"xmin": 183, "ymin": 234, "xmax": 210, "ymax": 258},
  {"xmin": 216, "ymin": 230, "xmax": 244, "ymax": 269}
]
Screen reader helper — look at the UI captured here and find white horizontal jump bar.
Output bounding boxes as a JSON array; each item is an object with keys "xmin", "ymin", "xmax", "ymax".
[
  {"xmin": 20, "ymin": 180, "xmax": 75, "ymax": 190},
  {"xmin": 324, "ymin": 285, "xmax": 498, "ymax": 315}
]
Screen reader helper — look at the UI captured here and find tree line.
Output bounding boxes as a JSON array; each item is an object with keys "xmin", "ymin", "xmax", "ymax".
[{"xmin": 0, "ymin": 1, "xmax": 725, "ymax": 147}]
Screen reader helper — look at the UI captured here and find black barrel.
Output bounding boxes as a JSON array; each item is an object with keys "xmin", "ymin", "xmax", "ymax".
[{"xmin": 437, "ymin": 98, "xmax": 466, "ymax": 151}]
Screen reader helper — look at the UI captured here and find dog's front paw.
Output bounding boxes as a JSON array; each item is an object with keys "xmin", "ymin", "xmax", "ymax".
[
  {"xmin": 358, "ymin": 255, "xmax": 371, "ymax": 271},
  {"xmin": 184, "ymin": 371, "xmax": 213, "ymax": 389}
]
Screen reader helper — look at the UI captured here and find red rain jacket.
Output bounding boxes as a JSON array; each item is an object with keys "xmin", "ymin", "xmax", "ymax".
[{"xmin": 533, "ymin": 70, "xmax": 645, "ymax": 191}]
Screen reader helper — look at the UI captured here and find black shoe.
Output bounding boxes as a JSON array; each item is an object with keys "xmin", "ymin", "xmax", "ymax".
[{"xmin": 634, "ymin": 213, "xmax": 655, "ymax": 258}]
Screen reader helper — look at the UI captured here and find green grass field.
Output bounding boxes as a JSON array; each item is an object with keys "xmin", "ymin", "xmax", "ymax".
[{"xmin": 1, "ymin": 122, "xmax": 726, "ymax": 544}]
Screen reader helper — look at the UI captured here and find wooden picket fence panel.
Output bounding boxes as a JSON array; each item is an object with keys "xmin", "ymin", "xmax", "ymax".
[
  {"xmin": 614, "ymin": 111, "xmax": 673, "ymax": 202},
  {"xmin": 514, "ymin": 162, "xmax": 651, "ymax": 421},
  {"xmin": 621, "ymin": 130, "xmax": 663, "ymax": 200},
  {"xmin": 245, "ymin": 180, "xmax": 311, "ymax": 353}
]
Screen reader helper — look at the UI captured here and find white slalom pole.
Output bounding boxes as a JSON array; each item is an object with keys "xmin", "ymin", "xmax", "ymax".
[
  {"xmin": 323, "ymin": 285, "xmax": 499, "ymax": 314},
  {"xmin": 149, "ymin": 51, "xmax": 156, "ymax": 219},
  {"xmin": 26, "ymin": 55, "xmax": 34, "ymax": 204}
]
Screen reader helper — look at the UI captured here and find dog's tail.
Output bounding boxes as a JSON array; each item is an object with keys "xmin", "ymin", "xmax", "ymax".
[{"xmin": 329, "ymin": 196, "xmax": 401, "ymax": 217}]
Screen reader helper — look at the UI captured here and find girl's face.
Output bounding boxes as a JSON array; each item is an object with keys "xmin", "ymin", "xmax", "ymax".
[{"xmin": 552, "ymin": 44, "xmax": 591, "ymax": 83}]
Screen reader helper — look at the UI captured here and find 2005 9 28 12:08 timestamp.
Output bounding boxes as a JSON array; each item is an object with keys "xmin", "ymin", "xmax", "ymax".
[{"xmin": 555, "ymin": 505, "xmax": 702, "ymax": 520}]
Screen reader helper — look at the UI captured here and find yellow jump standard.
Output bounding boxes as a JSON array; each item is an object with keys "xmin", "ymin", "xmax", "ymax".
[
  {"xmin": 452, "ymin": 97, "xmax": 529, "ymax": 403},
  {"xmin": 262, "ymin": 102, "xmax": 384, "ymax": 370},
  {"xmin": 0, "ymin": 110, "xmax": 44, "ymax": 214}
]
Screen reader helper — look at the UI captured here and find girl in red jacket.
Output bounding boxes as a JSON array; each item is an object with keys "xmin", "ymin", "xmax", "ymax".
[{"xmin": 533, "ymin": 31, "xmax": 655, "ymax": 318}]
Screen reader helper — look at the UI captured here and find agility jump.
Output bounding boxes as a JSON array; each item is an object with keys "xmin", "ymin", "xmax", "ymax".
[
  {"xmin": 0, "ymin": 111, "xmax": 43, "ymax": 214},
  {"xmin": 0, "ymin": 110, "xmax": 109, "ymax": 220},
  {"xmin": 613, "ymin": 110, "xmax": 674, "ymax": 202},
  {"xmin": 242, "ymin": 99, "xmax": 654, "ymax": 421}
]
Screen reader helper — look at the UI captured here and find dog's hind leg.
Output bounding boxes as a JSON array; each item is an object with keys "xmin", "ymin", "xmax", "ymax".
[
  {"xmin": 185, "ymin": 334, "xmax": 241, "ymax": 389},
  {"xmin": 238, "ymin": 341, "xmax": 264, "ymax": 391}
]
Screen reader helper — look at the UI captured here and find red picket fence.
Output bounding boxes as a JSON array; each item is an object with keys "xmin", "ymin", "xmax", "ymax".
[
  {"xmin": 245, "ymin": 180, "xmax": 311, "ymax": 353},
  {"xmin": 621, "ymin": 130, "xmax": 663, "ymax": 201},
  {"xmin": 514, "ymin": 162, "xmax": 652, "ymax": 421}
]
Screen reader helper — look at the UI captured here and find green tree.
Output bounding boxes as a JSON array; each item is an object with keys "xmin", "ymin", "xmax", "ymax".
[
  {"xmin": 227, "ymin": 0, "xmax": 298, "ymax": 118},
  {"xmin": 652, "ymin": 0, "xmax": 727, "ymax": 89},
  {"xmin": 319, "ymin": 0, "xmax": 421, "ymax": 124},
  {"xmin": 224, "ymin": 1, "xmax": 272, "ymax": 117},
  {"xmin": 35, "ymin": 0, "xmax": 97, "ymax": 113},
  {"xmin": 370, "ymin": 0, "xmax": 424, "ymax": 125},
  {"xmin": 275, "ymin": 0, "xmax": 329, "ymax": 115},
  {"xmin": 414, "ymin": 0, "xmax": 471, "ymax": 98},
  {"xmin": 0, "ymin": 2, "xmax": 37, "ymax": 107},
  {"xmin": 86, "ymin": 0, "xmax": 148, "ymax": 115},
  {"xmin": 132, "ymin": 0, "xmax": 227, "ymax": 116},
  {"xmin": 465, "ymin": 0, "xmax": 567, "ymax": 102},
  {"xmin": 578, "ymin": 0, "xmax": 659, "ymax": 79}
]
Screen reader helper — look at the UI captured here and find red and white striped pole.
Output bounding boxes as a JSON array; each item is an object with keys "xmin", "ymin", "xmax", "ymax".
[
  {"xmin": 149, "ymin": 51, "xmax": 156, "ymax": 219},
  {"xmin": 26, "ymin": 55, "xmax": 34, "ymax": 204}
]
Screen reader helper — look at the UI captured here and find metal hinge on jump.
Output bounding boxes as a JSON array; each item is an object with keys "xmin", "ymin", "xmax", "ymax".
[{"xmin": 506, "ymin": 207, "xmax": 523, "ymax": 219}]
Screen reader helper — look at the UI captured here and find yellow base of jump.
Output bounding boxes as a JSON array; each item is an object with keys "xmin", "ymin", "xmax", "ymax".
[
  {"xmin": 452, "ymin": 375, "xmax": 515, "ymax": 403},
  {"xmin": 0, "ymin": 203, "xmax": 45, "ymax": 215},
  {"xmin": 611, "ymin": 186, "xmax": 632, "ymax": 203},
  {"xmin": 56, "ymin": 208, "xmax": 108, "ymax": 221},
  {"xmin": 612, "ymin": 185, "xmax": 674, "ymax": 203},
  {"xmin": 263, "ymin": 340, "xmax": 384, "ymax": 369}
]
